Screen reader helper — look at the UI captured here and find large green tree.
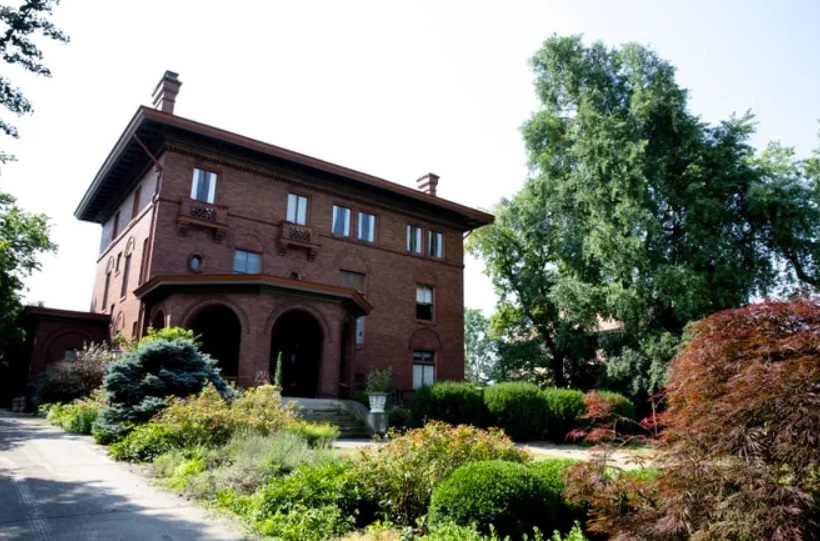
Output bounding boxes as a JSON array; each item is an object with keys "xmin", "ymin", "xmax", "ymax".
[{"xmin": 469, "ymin": 35, "xmax": 820, "ymax": 393}]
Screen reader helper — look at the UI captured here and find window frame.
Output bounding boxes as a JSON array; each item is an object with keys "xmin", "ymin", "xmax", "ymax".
[
  {"xmin": 190, "ymin": 168, "xmax": 218, "ymax": 204},
  {"xmin": 412, "ymin": 350, "xmax": 436, "ymax": 389},
  {"xmin": 332, "ymin": 205, "xmax": 351, "ymax": 237},
  {"xmin": 339, "ymin": 270, "xmax": 366, "ymax": 293},
  {"xmin": 358, "ymin": 211, "xmax": 377, "ymax": 242},
  {"xmin": 287, "ymin": 193, "xmax": 309, "ymax": 225},
  {"xmin": 120, "ymin": 253, "xmax": 132, "ymax": 299},
  {"xmin": 416, "ymin": 284, "xmax": 434, "ymax": 321},
  {"xmin": 407, "ymin": 224, "xmax": 423, "ymax": 253},
  {"xmin": 428, "ymin": 230, "xmax": 444, "ymax": 258},
  {"xmin": 355, "ymin": 316, "xmax": 365, "ymax": 347},
  {"xmin": 233, "ymin": 249, "xmax": 262, "ymax": 274}
]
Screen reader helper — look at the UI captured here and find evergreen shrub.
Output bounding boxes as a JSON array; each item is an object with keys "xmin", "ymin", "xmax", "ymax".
[
  {"xmin": 541, "ymin": 388, "xmax": 586, "ymax": 442},
  {"xmin": 483, "ymin": 382, "xmax": 550, "ymax": 441},
  {"xmin": 410, "ymin": 381, "xmax": 486, "ymax": 427}
]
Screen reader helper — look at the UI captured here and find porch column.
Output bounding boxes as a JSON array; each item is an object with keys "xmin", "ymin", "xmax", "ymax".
[{"xmin": 319, "ymin": 317, "xmax": 342, "ymax": 397}]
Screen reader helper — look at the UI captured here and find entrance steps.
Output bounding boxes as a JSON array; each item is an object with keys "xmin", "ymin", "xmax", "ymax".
[{"xmin": 284, "ymin": 397, "xmax": 371, "ymax": 438}]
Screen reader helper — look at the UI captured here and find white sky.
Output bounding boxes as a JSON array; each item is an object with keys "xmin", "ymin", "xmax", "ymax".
[{"xmin": 4, "ymin": 0, "xmax": 820, "ymax": 315}]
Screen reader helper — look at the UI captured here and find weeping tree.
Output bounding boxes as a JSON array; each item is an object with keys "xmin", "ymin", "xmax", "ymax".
[{"xmin": 469, "ymin": 35, "xmax": 820, "ymax": 395}]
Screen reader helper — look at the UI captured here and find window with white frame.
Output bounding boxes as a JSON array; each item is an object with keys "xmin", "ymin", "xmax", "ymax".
[
  {"xmin": 358, "ymin": 212, "xmax": 376, "ymax": 242},
  {"xmin": 339, "ymin": 270, "xmax": 366, "ymax": 293},
  {"xmin": 412, "ymin": 350, "xmax": 435, "ymax": 389},
  {"xmin": 287, "ymin": 193, "xmax": 308, "ymax": 225},
  {"xmin": 355, "ymin": 316, "xmax": 365, "ymax": 346},
  {"xmin": 190, "ymin": 168, "xmax": 217, "ymax": 203},
  {"xmin": 416, "ymin": 284, "xmax": 434, "ymax": 320},
  {"xmin": 428, "ymin": 231, "xmax": 443, "ymax": 258},
  {"xmin": 332, "ymin": 205, "xmax": 351, "ymax": 236},
  {"xmin": 233, "ymin": 250, "xmax": 261, "ymax": 274},
  {"xmin": 407, "ymin": 225, "xmax": 422, "ymax": 253}
]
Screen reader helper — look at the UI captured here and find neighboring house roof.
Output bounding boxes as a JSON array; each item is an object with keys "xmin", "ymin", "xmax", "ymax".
[{"xmin": 74, "ymin": 106, "xmax": 494, "ymax": 230}]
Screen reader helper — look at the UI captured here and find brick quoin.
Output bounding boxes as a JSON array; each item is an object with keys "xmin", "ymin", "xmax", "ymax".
[{"xmin": 73, "ymin": 71, "xmax": 493, "ymax": 398}]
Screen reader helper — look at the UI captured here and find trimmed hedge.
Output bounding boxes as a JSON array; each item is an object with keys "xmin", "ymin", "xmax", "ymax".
[
  {"xmin": 483, "ymin": 382, "xmax": 549, "ymax": 441},
  {"xmin": 429, "ymin": 460, "xmax": 561, "ymax": 538},
  {"xmin": 542, "ymin": 388, "xmax": 586, "ymax": 442},
  {"xmin": 410, "ymin": 381, "xmax": 486, "ymax": 427},
  {"xmin": 529, "ymin": 458, "xmax": 585, "ymax": 533}
]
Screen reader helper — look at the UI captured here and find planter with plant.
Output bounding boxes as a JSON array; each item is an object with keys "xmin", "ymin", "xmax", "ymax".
[{"xmin": 365, "ymin": 366, "xmax": 392, "ymax": 413}]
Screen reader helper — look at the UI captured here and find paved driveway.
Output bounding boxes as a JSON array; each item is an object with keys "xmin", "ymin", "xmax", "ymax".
[{"xmin": 0, "ymin": 411, "xmax": 248, "ymax": 541}]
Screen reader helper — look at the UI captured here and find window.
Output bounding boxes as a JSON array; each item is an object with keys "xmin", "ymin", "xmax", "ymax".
[
  {"xmin": 120, "ymin": 254, "xmax": 132, "ymax": 298},
  {"xmin": 188, "ymin": 254, "xmax": 203, "ymax": 272},
  {"xmin": 355, "ymin": 316, "xmax": 365, "ymax": 346},
  {"xmin": 332, "ymin": 205, "xmax": 351, "ymax": 236},
  {"xmin": 233, "ymin": 250, "xmax": 261, "ymax": 274},
  {"xmin": 132, "ymin": 185, "xmax": 142, "ymax": 220},
  {"xmin": 416, "ymin": 285, "xmax": 434, "ymax": 320},
  {"xmin": 112, "ymin": 211, "xmax": 121, "ymax": 240},
  {"xmin": 139, "ymin": 238, "xmax": 149, "ymax": 283},
  {"xmin": 428, "ymin": 231, "xmax": 443, "ymax": 258},
  {"xmin": 412, "ymin": 350, "xmax": 435, "ymax": 389},
  {"xmin": 287, "ymin": 193, "xmax": 308, "ymax": 225},
  {"xmin": 339, "ymin": 270, "xmax": 366, "ymax": 293},
  {"xmin": 358, "ymin": 212, "xmax": 376, "ymax": 242},
  {"xmin": 102, "ymin": 271, "xmax": 111, "ymax": 309},
  {"xmin": 190, "ymin": 168, "xmax": 217, "ymax": 203},
  {"xmin": 116, "ymin": 252, "xmax": 122, "ymax": 272},
  {"xmin": 407, "ymin": 225, "xmax": 422, "ymax": 253}
]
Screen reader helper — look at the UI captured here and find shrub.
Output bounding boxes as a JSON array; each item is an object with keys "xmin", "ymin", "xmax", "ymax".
[
  {"xmin": 230, "ymin": 384, "xmax": 299, "ymax": 435},
  {"xmin": 386, "ymin": 405, "xmax": 412, "ymax": 431},
  {"xmin": 541, "ymin": 388, "xmax": 585, "ymax": 442},
  {"xmin": 285, "ymin": 420, "xmax": 340, "ymax": 447},
  {"xmin": 410, "ymin": 381, "xmax": 486, "ymax": 427},
  {"xmin": 566, "ymin": 299, "xmax": 820, "ymax": 540},
  {"xmin": 353, "ymin": 421, "xmax": 529, "ymax": 525},
  {"xmin": 483, "ymin": 382, "xmax": 550, "ymax": 441},
  {"xmin": 429, "ymin": 460, "xmax": 561, "ymax": 539},
  {"xmin": 108, "ymin": 422, "xmax": 177, "ymax": 462},
  {"xmin": 529, "ymin": 458, "xmax": 585, "ymax": 532},
  {"xmin": 33, "ymin": 342, "xmax": 113, "ymax": 405},
  {"xmin": 594, "ymin": 390, "xmax": 636, "ymax": 422},
  {"xmin": 250, "ymin": 460, "xmax": 359, "ymax": 540},
  {"xmin": 45, "ymin": 396, "xmax": 102, "ymax": 434},
  {"xmin": 94, "ymin": 337, "xmax": 232, "ymax": 440},
  {"xmin": 136, "ymin": 326, "xmax": 199, "ymax": 348}
]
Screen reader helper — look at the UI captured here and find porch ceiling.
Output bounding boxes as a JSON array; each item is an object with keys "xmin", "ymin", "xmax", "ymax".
[{"xmin": 134, "ymin": 274, "xmax": 372, "ymax": 317}]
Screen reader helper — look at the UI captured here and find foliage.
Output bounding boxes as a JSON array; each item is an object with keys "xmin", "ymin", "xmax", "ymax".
[
  {"xmin": 229, "ymin": 384, "xmax": 298, "ymax": 435},
  {"xmin": 567, "ymin": 299, "xmax": 820, "ymax": 540},
  {"xmin": 464, "ymin": 308, "xmax": 497, "ymax": 384},
  {"xmin": 250, "ymin": 460, "xmax": 359, "ymax": 540},
  {"xmin": 43, "ymin": 393, "xmax": 103, "ymax": 434},
  {"xmin": 410, "ymin": 381, "xmax": 486, "ymax": 427},
  {"xmin": 541, "ymin": 388, "xmax": 585, "ymax": 442},
  {"xmin": 32, "ymin": 342, "xmax": 113, "ymax": 405},
  {"xmin": 135, "ymin": 326, "xmax": 199, "ymax": 349},
  {"xmin": 529, "ymin": 458, "xmax": 585, "ymax": 532},
  {"xmin": 353, "ymin": 421, "xmax": 529, "ymax": 525},
  {"xmin": 468, "ymin": 34, "xmax": 820, "ymax": 394},
  {"xmin": 429, "ymin": 460, "xmax": 562, "ymax": 539},
  {"xmin": 285, "ymin": 420, "xmax": 340, "ymax": 447},
  {"xmin": 273, "ymin": 350, "xmax": 283, "ymax": 390},
  {"xmin": 366, "ymin": 366, "xmax": 393, "ymax": 394},
  {"xmin": 386, "ymin": 405, "xmax": 412, "ymax": 431},
  {"xmin": 0, "ymin": 191, "xmax": 55, "ymax": 368},
  {"xmin": 567, "ymin": 390, "xmax": 641, "ymax": 443},
  {"xmin": 94, "ymin": 337, "xmax": 232, "ymax": 440},
  {"xmin": 108, "ymin": 421, "xmax": 176, "ymax": 462},
  {"xmin": 483, "ymin": 382, "xmax": 550, "ymax": 441}
]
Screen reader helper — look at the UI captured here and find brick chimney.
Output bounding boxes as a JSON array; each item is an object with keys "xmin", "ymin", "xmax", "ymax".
[
  {"xmin": 416, "ymin": 173, "xmax": 439, "ymax": 196},
  {"xmin": 151, "ymin": 70, "xmax": 181, "ymax": 114}
]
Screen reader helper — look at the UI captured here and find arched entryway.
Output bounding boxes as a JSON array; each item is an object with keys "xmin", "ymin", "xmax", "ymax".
[
  {"xmin": 188, "ymin": 305, "xmax": 241, "ymax": 380},
  {"xmin": 150, "ymin": 310, "xmax": 166, "ymax": 331},
  {"xmin": 270, "ymin": 310, "xmax": 322, "ymax": 397}
]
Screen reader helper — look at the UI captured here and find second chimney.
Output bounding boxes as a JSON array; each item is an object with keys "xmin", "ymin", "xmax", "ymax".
[
  {"xmin": 151, "ymin": 70, "xmax": 182, "ymax": 114},
  {"xmin": 416, "ymin": 173, "xmax": 439, "ymax": 196}
]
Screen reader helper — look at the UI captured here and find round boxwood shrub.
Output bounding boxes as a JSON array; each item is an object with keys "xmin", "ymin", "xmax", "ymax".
[
  {"xmin": 595, "ymin": 390, "xmax": 636, "ymax": 421},
  {"xmin": 483, "ymin": 382, "xmax": 549, "ymax": 441},
  {"xmin": 429, "ymin": 460, "xmax": 561, "ymax": 538},
  {"xmin": 529, "ymin": 458, "xmax": 585, "ymax": 532},
  {"xmin": 410, "ymin": 381, "xmax": 486, "ymax": 427},
  {"xmin": 542, "ymin": 388, "xmax": 586, "ymax": 442}
]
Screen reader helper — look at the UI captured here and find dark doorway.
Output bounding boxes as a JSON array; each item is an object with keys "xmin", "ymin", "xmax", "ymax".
[
  {"xmin": 270, "ymin": 311, "xmax": 322, "ymax": 397},
  {"xmin": 150, "ymin": 310, "xmax": 166, "ymax": 330},
  {"xmin": 188, "ymin": 305, "xmax": 241, "ymax": 380}
]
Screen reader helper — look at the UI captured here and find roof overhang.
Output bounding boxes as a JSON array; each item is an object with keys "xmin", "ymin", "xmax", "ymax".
[
  {"xmin": 75, "ymin": 106, "xmax": 495, "ymax": 230},
  {"xmin": 20, "ymin": 306, "xmax": 111, "ymax": 324},
  {"xmin": 134, "ymin": 274, "xmax": 373, "ymax": 317}
]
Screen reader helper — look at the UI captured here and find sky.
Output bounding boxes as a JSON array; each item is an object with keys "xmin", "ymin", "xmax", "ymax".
[{"xmin": 4, "ymin": 0, "xmax": 820, "ymax": 315}]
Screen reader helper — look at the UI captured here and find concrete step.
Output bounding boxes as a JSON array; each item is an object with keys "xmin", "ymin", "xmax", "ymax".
[{"xmin": 285, "ymin": 397, "xmax": 371, "ymax": 438}]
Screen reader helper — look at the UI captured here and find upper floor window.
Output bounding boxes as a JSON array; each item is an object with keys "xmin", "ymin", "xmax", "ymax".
[
  {"xmin": 332, "ymin": 205, "xmax": 351, "ymax": 236},
  {"xmin": 428, "ymin": 231, "xmax": 443, "ymax": 258},
  {"xmin": 287, "ymin": 193, "xmax": 308, "ymax": 225},
  {"xmin": 120, "ymin": 254, "xmax": 132, "ymax": 298},
  {"xmin": 358, "ymin": 212, "xmax": 376, "ymax": 242},
  {"xmin": 407, "ymin": 225, "xmax": 422, "ymax": 253},
  {"xmin": 191, "ymin": 168, "xmax": 217, "ymax": 204},
  {"xmin": 416, "ymin": 285, "xmax": 434, "ymax": 320},
  {"xmin": 112, "ymin": 211, "xmax": 121, "ymax": 240},
  {"xmin": 132, "ymin": 185, "xmax": 142, "ymax": 221},
  {"xmin": 339, "ymin": 270, "xmax": 366, "ymax": 293},
  {"xmin": 412, "ymin": 350, "xmax": 435, "ymax": 389},
  {"xmin": 233, "ymin": 249, "xmax": 261, "ymax": 274}
]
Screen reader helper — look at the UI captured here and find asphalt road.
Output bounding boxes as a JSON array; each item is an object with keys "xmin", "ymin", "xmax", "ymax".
[{"xmin": 0, "ymin": 411, "xmax": 248, "ymax": 541}]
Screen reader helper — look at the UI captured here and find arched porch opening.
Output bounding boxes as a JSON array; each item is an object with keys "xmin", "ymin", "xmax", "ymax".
[
  {"xmin": 270, "ymin": 310, "xmax": 323, "ymax": 397},
  {"xmin": 188, "ymin": 305, "xmax": 241, "ymax": 380}
]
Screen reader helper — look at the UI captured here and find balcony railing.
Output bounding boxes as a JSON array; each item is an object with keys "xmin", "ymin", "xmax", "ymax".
[
  {"xmin": 277, "ymin": 220, "xmax": 319, "ymax": 260},
  {"xmin": 177, "ymin": 198, "xmax": 229, "ymax": 241}
]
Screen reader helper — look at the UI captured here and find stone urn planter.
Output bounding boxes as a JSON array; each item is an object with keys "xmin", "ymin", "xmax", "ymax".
[{"xmin": 367, "ymin": 392, "xmax": 387, "ymax": 413}]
